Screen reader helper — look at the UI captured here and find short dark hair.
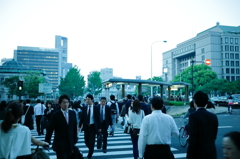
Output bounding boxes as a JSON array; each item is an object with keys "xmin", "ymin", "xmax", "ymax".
[
  {"xmin": 224, "ymin": 131, "xmax": 240, "ymax": 150},
  {"xmin": 110, "ymin": 95, "xmax": 115, "ymax": 100},
  {"xmin": 46, "ymin": 101, "xmax": 53, "ymax": 108},
  {"xmin": 127, "ymin": 94, "xmax": 132, "ymax": 99},
  {"xmin": 193, "ymin": 91, "xmax": 209, "ymax": 107},
  {"xmin": 58, "ymin": 94, "xmax": 70, "ymax": 104},
  {"xmin": 26, "ymin": 99, "xmax": 31, "ymax": 104},
  {"xmin": 36, "ymin": 99, "xmax": 41, "ymax": 103},
  {"xmin": 86, "ymin": 94, "xmax": 94, "ymax": 101},
  {"xmin": 100, "ymin": 97, "xmax": 106, "ymax": 101},
  {"xmin": 151, "ymin": 96, "xmax": 163, "ymax": 110},
  {"xmin": 138, "ymin": 95, "xmax": 143, "ymax": 101}
]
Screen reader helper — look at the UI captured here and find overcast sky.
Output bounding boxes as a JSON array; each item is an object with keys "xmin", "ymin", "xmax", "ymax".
[{"xmin": 0, "ymin": 0, "xmax": 240, "ymax": 80}]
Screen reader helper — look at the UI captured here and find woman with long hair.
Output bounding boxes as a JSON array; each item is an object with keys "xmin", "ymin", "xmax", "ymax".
[
  {"xmin": 127, "ymin": 99, "xmax": 145, "ymax": 159},
  {"xmin": 0, "ymin": 102, "xmax": 49, "ymax": 159}
]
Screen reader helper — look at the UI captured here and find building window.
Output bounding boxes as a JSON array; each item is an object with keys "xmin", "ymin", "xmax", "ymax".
[
  {"xmin": 222, "ymin": 68, "xmax": 224, "ymax": 74},
  {"xmin": 225, "ymin": 37, "xmax": 228, "ymax": 43},
  {"xmin": 236, "ymin": 38, "xmax": 239, "ymax": 44},
  {"xmin": 231, "ymin": 61, "xmax": 234, "ymax": 66},
  {"xmin": 222, "ymin": 61, "xmax": 223, "ymax": 66},
  {"xmin": 225, "ymin": 53, "xmax": 229, "ymax": 59},
  {"xmin": 226, "ymin": 76, "xmax": 230, "ymax": 81},
  {"xmin": 230, "ymin": 38, "xmax": 233, "ymax": 44},
  {"xmin": 236, "ymin": 69, "xmax": 240, "ymax": 74},
  {"xmin": 230, "ymin": 53, "xmax": 234, "ymax": 59},
  {"xmin": 221, "ymin": 46, "xmax": 223, "ymax": 51},
  {"xmin": 230, "ymin": 46, "xmax": 234, "ymax": 51},
  {"xmin": 166, "ymin": 60, "xmax": 168, "ymax": 64},
  {"xmin": 235, "ymin": 46, "xmax": 239, "ymax": 52},
  {"xmin": 201, "ymin": 48, "xmax": 205, "ymax": 54},
  {"xmin": 225, "ymin": 45, "xmax": 229, "ymax": 51},
  {"xmin": 231, "ymin": 68, "xmax": 235, "ymax": 74},
  {"xmin": 226, "ymin": 68, "xmax": 230, "ymax": 74},
  {"xmin": 236, "ymin": 61, "xmax": 239, "ymax": 67},
  {"xmin": 236, "ymin": 76, "xmax": 240, "ymax": 80},
  {"xmin": 235, "ymin": 54, "xmax": 239, "ymax": 59},
  {"xmin": 231, "ymin": 76, "xmax": 235, "ymax": 81},
  {"xmin": 226, "ymin": 61, "xmax": 229, "ymax": 66},
  {"xmin": 202, "ymin": 55, "xmax": 205, "ymax": 61}
]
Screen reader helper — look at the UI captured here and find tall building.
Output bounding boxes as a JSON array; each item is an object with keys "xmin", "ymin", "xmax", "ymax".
[
  {"xmin": 100, "ymin": 68, "xmax": 113, "ymax": 81},
  {"xmin": 162, "ymin": 22, "xmax": 240, "ymax": 82},
  {"xmin": 14, "ymin": 35, "xmax": 72, "ymax": 90}
]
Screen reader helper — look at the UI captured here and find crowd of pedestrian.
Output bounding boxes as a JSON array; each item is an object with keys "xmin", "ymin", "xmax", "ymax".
[{"xmin": 0, "ymin": 91, "xmax": 240, "ymax": 159}]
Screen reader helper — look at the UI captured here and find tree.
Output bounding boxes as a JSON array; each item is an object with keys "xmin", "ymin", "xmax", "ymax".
[
  {"xmin": 2, "ymin": 76, "xmax": 19, "ymax": 98},
  {"xmin": 197, "ymin": 79, "xmax": 229, "ymax": 95},
  {"xmin": 87, "ymin": 71, "xmax": 102, "ymax": 96},
  {"xmin": 58, "ymin": 66, "xmax": 85, "ymax": 99},
  {"xmin": 172, "ymin": 64, "xmax": 218, "ymax": 93},
  {"xmin": 134, "ymin": 76, "xmax": 163, "ymax": 96},
  {"xmin": 24, "ymin": 71, "xmax": 45, "ymax": 98}
]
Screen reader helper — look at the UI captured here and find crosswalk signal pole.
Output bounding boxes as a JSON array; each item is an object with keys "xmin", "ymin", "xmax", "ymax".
[{"xmin": 18, "ymin": 81, "xmax": 23, "ymax": 101}]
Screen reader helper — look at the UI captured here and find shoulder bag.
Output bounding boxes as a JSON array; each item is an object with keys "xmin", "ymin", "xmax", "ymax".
[{"xmin": 21, "ymin": 106, "xmax": 30, "ymax": 125}]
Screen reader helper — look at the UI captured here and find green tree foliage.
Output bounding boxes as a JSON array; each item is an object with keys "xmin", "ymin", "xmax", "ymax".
[
  {"xmin": 59, "ymin": 66, "xmax": 85, "ymax": 99},
  {"xmin": 134, "ymin": 76, "xmax": 163, "ymax": 96},
  {"xmin": 172, "ymin": 64, "xmax": 217, "ymax": 92},
  {"xmin": 2, "ymin": 76, "xmax": 19, "ymax": 97},
  {"xmin": 87, "ymin": 71, "xmax": 102, "ymax": 96},
  {"xmin": 197, "ymin": 79, "xmax": 229, "ymax": 95},
  {"xmin": 24, "ymin": 72, "xmax": 45, "ymax": 98}
]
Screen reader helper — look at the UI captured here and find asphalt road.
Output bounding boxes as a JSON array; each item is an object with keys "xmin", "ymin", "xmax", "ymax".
[{"xmin": 172, "ymin": 109, "xmax": 240, "ymax": 159}]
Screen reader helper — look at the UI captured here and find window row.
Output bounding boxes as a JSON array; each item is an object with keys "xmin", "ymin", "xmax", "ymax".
[
  {"xmin": 224, "ymin": 61, "xmax": 240, "ymax": 66},
  {"xmin": 173, "ymin": 44, "xmax": 195, "ymax": 56},
  {"xmin": 223, "ymin": 53, "xmax": 240, "ymax": 59},
  {"xmin": 225, "ymin": 68, "xmax": 240, "ymax": 74},
  {"xmin": 222, "ymin": 45, "xmax": 239, "ymax": 52},
  {"xmin": 223, "ymin": 37, "xmax": 239, "ymax": 44},
  {"xmin": 225, "ymin": 76, "xmax": 240, "ymax": 82}
]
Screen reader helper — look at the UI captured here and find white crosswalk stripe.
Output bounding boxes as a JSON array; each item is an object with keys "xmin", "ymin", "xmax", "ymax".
[{"xmin": 31, "ymin": 127, "xmax": 186, "ymax": 159}]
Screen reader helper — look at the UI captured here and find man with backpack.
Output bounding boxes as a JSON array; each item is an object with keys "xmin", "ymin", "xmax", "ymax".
[{"xmin": 107, "ymin": 95, "xmax": 119, "ymax": 136}]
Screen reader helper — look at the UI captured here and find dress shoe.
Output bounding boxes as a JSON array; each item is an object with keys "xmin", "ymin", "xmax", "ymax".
[{"xmin": 102, "ymin": 149, "xmax": 107, "ymax": 153}]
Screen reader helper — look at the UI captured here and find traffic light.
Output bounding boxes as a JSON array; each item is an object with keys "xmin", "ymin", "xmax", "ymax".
[{"xmin": 18, "ymin": 81, "xmax": 23, "ymax": 91}]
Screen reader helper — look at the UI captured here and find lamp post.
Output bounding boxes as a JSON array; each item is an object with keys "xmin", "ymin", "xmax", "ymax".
[
  {"xmin": 190, "ymin": 59, "xmax": 195, "ymax": 98},
  {"xmin": 151, "ymin": 40, "xmax": 167, "ymax": 97}
]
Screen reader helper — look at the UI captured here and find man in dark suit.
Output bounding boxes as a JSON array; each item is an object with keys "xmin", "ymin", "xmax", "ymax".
[
  {"xmin": 138, "ymin": 95, "xmax": 149, "ymax": 115},
  {"xmin": 45, "ymin": 95, "xmax": 78, "ymax": 159},
  {"xmin": 97, "ymin": 97, "xmax": 112, "ymax": 153},
  {"xmin": 124, "ymin": 94, "xmax": 132, "ymax": 115},
  {"xmin": 186, "ymin": 91, "xmax": 218, "ymax": 159},
  {"xmin": 79, "ymin": 94, "xmax": 101, "ymax": 159}
]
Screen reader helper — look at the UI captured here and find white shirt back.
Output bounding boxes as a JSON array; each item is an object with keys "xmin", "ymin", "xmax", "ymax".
[
  {"xmin": 128, "ymin": 109, "xmax": 145, "ymax": 129},
  {"xmin": 138, "ymin": 110, "xmax": 179, "ymax": 158},
  {"xmin": 34, "ymin": 103, "xmax": 46, "ymax": 115}
]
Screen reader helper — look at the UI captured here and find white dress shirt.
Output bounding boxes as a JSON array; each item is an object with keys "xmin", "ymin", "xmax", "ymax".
[
  {"xmin": 128, "ymin": 109, "xmax": 145, "ymax": 129},
  {"xmin": 138, "ymin": 110, "xmax": 179, "ymax": 158},
  {"xmin": 107, "ymin": 101, "xmax": 119, "ymax": 116},
  {"xmin": 88, "ymin": 105, "xmax": 94, "ymax": 124},
  {"xmin": 34, "ymin": 103, "xmax": 46, "ymax": 116}
]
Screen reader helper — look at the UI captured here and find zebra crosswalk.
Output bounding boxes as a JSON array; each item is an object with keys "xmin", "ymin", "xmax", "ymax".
[{"xmin": 31, "ymin": 127, "xmax": 186, "ymax": 159}]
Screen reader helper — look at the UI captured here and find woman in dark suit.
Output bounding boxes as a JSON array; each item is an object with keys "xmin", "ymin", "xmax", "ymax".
[{"xmin": 23, "ymin": 99, "xmax": 34, "ymax": 130}]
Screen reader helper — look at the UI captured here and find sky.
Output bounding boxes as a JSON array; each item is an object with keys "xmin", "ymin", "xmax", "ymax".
[{"xmin": 0, "ymin": 0, "xmax": 240, "ymax": 80}]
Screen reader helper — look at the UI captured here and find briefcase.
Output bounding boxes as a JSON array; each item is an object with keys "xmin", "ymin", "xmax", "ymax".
[{"xmin": 97, "ymin": 133, "xmax": 103, "ymax": 149}]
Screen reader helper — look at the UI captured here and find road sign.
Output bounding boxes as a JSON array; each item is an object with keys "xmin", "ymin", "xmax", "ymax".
[
  {"xmin": 205, "ymin": 59, "xmax": 211, "ymax": 65},
  {"xmin": 39, "ymin": 83, "xmax": 52, "ymax": 93}
]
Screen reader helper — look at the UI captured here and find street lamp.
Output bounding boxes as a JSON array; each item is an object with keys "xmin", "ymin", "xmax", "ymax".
[
  {"xmin": 190, "ymin": 59, "xmax": 194, "ymax": 98},
  {"xmin": 151, "ymin": 40, "xmax": 167, "ymax": 97}
]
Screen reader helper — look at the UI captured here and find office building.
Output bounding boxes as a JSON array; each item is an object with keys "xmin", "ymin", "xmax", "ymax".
[
  {"xmin": 162, "ymin": 22, "xmax": 240, "ymax": 82},
  {"xmin": 14, "ymin": 35, "xmax": 72, "ymax": 90},
  {"xmin": 100, "ymin": 67, "xmax": 113, "ymax": 82}
]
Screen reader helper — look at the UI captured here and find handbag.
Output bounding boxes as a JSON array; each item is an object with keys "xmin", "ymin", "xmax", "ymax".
[
  {"xmin": 124, "ymin": 125, "xmax": 131, "ymax": 134},
  {"xmin": 17, "ymin": 146, "xmax": 50, "ymax": 159},
  {"xmin": 40, "ymin": 116, "xmax": 48, "ymax": 129},
  {"xmin": 21, "ymin": 106, "xmax": 30, "ymax": 125},
  {"xmin": 97, "ymin": 133, "xmax": 103, "ymax": 149}
]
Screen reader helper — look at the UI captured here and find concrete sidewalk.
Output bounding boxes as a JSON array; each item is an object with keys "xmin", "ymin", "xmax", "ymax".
[{"xmin": 166, "ymin": 105, "xmax": 228, "ymax": 117}]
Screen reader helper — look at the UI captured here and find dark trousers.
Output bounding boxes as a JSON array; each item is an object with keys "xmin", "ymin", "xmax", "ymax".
[
  {"xmin": 84, "ymin": 124, "xmax": 96, "ymax": 158},
  {"xmin": 100, "ymin": 121, "xmax": 108, "ymax": 150},
  {"xmin": 35, "ymin": 115, "xmax": 43, "ymax": 135},
  {"xmin": 130, "ymin": 130, "xmax": 139, "ymax": 159},
  {"xmin": 144, "ymin": 145, "xmax": 174, "ymax": 159},
  {"xmin": 56, "ymin": 150, "xmax": 71, "ymax": 159}
]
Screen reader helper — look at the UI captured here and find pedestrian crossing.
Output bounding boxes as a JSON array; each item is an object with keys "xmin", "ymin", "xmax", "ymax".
[{"xmin": 31, "ymin": 127, "xmax": 186, "ymax": 159}]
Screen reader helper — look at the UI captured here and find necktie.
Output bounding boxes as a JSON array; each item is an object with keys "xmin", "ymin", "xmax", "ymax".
[
  {"xmin": 100, "ymin": 106, "xmax": 103, "ymax": 122},
  {"xmin": 64, "ymin": 111, "xmax": 68, "ymax": 124},
  {"xmin": 87, "ymin": 106, "xmax": 91, "ymax": 124}
]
